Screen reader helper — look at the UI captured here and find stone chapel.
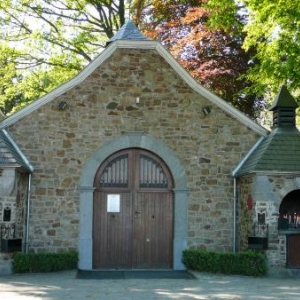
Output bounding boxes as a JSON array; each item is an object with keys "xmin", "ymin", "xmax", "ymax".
[{"xmin": 0, "ymin": 21, "xmax": 299, "ymax": 274}]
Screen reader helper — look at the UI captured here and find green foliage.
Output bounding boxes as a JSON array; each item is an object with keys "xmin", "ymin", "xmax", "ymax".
[
  {"xmin": 205, "ymin": 0, "xmax": 242, "ymax": 33},
  {"xmin": 242, "ymin": 0, "xmax": 300, "ymax": 97},
  {"xmin": 205, "ymin": 0, "xmax": 300, "ymax": 103},
  {"xmin": 133, "ymin": 0, "xmax": 264, "ymax": 117},
  {"xmin": 182, "ymin": 249, "xmax": 267, "ymax": 277},
  {"xmin": 0, "ymin": 0, "xmax": 126, "ymax": 114},
  {"xmin": 12, "ymin": 251, "xmax": 78, "ymax": 273}
]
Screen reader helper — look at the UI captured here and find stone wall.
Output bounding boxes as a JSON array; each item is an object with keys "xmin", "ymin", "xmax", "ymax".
[
  {"xmin": 7, "ymin": 48, "xmax": 260, "ymax": 253},
  {"xmin": 0, "ymin": 169, "xmax": 27, "ymax": 243},
  {"xmin": 238, "ymin": 173, "xmax": 300, "ymax": 268},
  {"xmin": 236, "ymin": 175, "xmax": 254, "ymax": 250}
]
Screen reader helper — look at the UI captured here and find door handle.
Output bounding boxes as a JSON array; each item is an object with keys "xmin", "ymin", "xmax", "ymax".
[{"xmin": 134, "ymin": 212, "xmax": 140, "ymax": 218}]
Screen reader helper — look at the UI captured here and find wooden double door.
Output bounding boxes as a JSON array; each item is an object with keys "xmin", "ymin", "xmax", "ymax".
[
  {"xmin": 93, "ymin": 149, "xmax": 174, "ymax": 269},
  {"xmin": 287, "ymin": 235, "xmax": 300, "ymax": 268}
]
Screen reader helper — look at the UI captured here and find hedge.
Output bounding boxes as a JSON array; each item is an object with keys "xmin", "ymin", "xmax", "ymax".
[
  {"xmin": 12, "ymin": 251, "xmax": 78, "ymax": 273},
  {"xmin": 182, "ymin": 249, "xmax": 267, "ymax": 277}
]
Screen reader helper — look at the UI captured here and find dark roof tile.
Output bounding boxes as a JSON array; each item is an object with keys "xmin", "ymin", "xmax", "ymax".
[
  {"xmin": 236, "ymin": 128, "xmax": 300, "ymax": 175},
  {"xmin": 269, "ymin": 85, "xmax": 298, "ymax": 110},
  {"xmin": 236, "ymin": 86, "xmax": 300, "ymax": 176}
]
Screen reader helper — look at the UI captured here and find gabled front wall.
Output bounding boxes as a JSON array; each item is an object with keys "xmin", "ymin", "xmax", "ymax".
[{"xmin": 7, "ymin": 48, "xmax": 259, "ymax": 257}]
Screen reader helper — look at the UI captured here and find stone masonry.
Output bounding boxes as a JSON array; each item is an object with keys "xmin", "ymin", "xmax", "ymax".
[
  {"xmin": 238, "ymin": 173, "xmax": 300, "ymax": 268},
  {"xmin": 6, "ymin": 48, "xmax": 260, "ymax": 254},
  {"xmin": 0, "ymin": 170, "xmax": 27, "ymax": 243}
]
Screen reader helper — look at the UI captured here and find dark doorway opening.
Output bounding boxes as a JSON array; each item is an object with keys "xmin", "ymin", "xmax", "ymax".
[
  {"xmin": 278, "ymin": 190, "xmax": 300, "ymax": 230},
  {"xmin": 279, "ymin": 190, "xmax": 300, "ymax": 268}
]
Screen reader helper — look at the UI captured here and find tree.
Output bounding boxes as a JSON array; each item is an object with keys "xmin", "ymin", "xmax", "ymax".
[
  {"xmin": 0, "ymin": 0, "xmax": 127, "ymax": 114},
  {"xmin": 0, "ymin": 0, "xmax": 126, "ymax": 65},
  {"xmin": 206, "ymin": 0, "xmax": 300, "ymax": 101},
  {"xmin": 131, "ymin": 0, "xmax": 264, "ymax": 117},
  {"xmin": 242, "ymin": 0, "xmax": 300, "ymax": 97},
  {"xmin": 0, "ymin": 41, "xmax": 82, "ymax": 114},
  {"xmin": 0, "ymin": 43, "xmax": 25, "ymax": 113}
]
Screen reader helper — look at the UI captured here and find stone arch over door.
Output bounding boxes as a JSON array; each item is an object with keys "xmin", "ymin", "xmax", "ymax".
[
  {"xmin": 78, "ymin": 132, "xmax": 188, "ymax": 270},
  {"xmin": 278, "ymin": 189, "xmax": 300, "ymax": 268}
]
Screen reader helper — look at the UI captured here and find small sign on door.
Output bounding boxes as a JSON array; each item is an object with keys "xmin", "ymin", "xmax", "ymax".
[{"xmin": 107, "ymin": 194, "xmax": 120, "ymax": 213}]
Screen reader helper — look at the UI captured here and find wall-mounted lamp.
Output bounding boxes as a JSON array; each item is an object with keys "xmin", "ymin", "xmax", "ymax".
[
  {"xmin": 201, "ymin": 106, "xmax": 211, "ymax": 116},
  {"xmin": 59, "ymin": 101, "xmax": 68, "ymax": 110},
  {"xmin": 136, "ymin": 97, "xmax": 140, "ymax": 104}
]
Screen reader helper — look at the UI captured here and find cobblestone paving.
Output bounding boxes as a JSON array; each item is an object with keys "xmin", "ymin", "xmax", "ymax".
[{"xmin": 0, "ymin": 270, "xmax": 299, "ymax": 300}]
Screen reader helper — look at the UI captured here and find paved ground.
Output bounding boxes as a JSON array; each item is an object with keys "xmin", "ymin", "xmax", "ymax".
[{"xmin": 0, "ymin": 270, "xmax": 299, "ymax": 300}]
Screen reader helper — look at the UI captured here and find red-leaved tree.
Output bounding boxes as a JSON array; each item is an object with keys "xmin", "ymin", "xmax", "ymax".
[{"xmin": 132, "ymin": 0, "xmax": 265, "ymax": 118}]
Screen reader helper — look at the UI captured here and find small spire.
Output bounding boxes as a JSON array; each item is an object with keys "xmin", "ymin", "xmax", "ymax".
[
  {"xmin": 106, "ymin": 20, "xmax": 151, "ymax": 46},
  {"xmin": 269, "ymin": 85, "xmax": 298, "ymax": 129},
  {"xmin": 269, "ymin": 85, "xmax": 298, "ymax": 111}
]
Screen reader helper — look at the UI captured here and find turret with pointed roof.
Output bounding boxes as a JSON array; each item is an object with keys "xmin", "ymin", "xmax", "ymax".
[
  {"xmin": 234, "ymin": 86, "xmax": 300, "ymax": 176},
  {"xmin": 269, "ymin": 85, "xmax": 299, "ymax": 129}
]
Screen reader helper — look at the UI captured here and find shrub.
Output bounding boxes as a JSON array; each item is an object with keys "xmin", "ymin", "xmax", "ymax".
[
  {"xmin": 12, "ymin": 251, "xmax": 78, "ymax": 273},
  {"xmin": 182, "ymin": 249, "xmax": 267, "ymax": 277}
]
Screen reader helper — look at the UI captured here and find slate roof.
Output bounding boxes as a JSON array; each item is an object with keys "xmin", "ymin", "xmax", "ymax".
[
  {"xmin": 235, "ymin": 127, "xmax": 300, "ymax": 175},
  {"xmin": 270, "ymin": 85, "xmax": 299, "ymax": 110},
  {"xmin": 107, "ymin": 20, "xmax": 151, "ymax": 45},
  {"xmin": 234, "ymin": 86, "xmax": 300, "ymax": 176},
  {"xmin": 0, "ymin": 129, "xmax": 33, "ymax": 172}
]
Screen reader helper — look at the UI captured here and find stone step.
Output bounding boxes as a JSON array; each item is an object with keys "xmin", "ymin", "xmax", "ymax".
[{"xmin": 268, "ymin": 267, "xmax": 300, "ymax": 279}]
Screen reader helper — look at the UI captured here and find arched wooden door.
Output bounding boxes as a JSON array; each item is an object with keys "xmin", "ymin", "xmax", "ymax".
[{"xmin": 93, "ymin": 149, "xmax": 174, "ymax": 269}]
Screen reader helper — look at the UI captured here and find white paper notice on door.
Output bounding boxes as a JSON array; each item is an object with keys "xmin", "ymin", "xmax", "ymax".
[{"xmin": 107, "ymin": 194, "xmax": 120, "ymax": 213}]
